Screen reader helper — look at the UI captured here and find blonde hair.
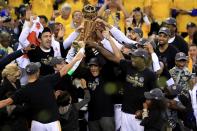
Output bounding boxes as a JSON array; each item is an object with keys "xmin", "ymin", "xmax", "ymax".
[{"xmin": 2, "ymin": 64, "xmax": 20, "ymax": 78}]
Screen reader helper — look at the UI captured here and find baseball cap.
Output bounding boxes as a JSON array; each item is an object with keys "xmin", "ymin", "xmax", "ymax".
[
  {"xmin": 166, "ymin": 84, "xmax": 183, "ymax": 96},
  {"xmin": 133, "ymin": 27, "xmax": 143, "ymax": 38},
  {"xmin": 186, "ymin": 22, "xmax": 196, "ymax": 29},
  {"xmin": 88, "ymin": 57, "xmax": 99, "ymax": 66},
  {"xmin": 158, "ymin": 27, "xmax": 171, "ymax": 36},
  {"xmin": 25, "ymin": 62, "xmax": 41, "ymax": 75},
  {"xmin": 130, "ymin": 48, "xmax": 149, "ymax": 60},
  {"xmin": 144, "ymin": 88, "xmax": 165, "ymax": 100},
  {"xmin": 165, "ymin": 17, "xmax": 176, "ymax": 26},
  {"xmin": 38, "ymin": 27, "xmax": 51, "ymax": 38},
  {"xmin": 49, "ymin": 57, "xmax": 65, "ymax": 67},
  {"xmin": 175, "ymin": 52, "xmax": 188, "ymax": 61},
  {"xmin": 138, "ymin": 38, "xmax": 148, "ymax": 46}
]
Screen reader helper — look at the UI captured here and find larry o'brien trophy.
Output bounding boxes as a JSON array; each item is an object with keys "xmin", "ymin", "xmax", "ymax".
[
  {"xmin": 69, "ymin": 5, "xmax": 100, "ymax": 76},
  {"xmin": 73, "ymin": 4, "xmax": 98, "ymax": 49}
]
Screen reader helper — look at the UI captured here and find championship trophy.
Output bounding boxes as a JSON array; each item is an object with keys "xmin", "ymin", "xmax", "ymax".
[{"xmin": 74, "ymin": 4, "xmax": 98, "ymax": 44}]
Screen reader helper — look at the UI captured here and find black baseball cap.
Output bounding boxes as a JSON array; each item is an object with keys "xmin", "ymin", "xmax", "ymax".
[
  {"xmin": 88, "ymin": 57, "xmax": 99, "ymax": 66},
  {"xmin": 25, "ymin": 62, "xmax": 41, "ymax": 75},
  {"xmin": 133, "ymin": 27, "xmax": 143, "ymax": 38},
  {"xmin": 127, "ymin": 27, "xmax": 143, "ymax": 38},
  {"xmin": 49, "ymin": 57, "xmax": 65, "ymax": 67},
  {"xmin": 138, "ymin": 38, "xmax": 148, "ymax": 46},
  {"xmin": 144, "ymin": 88, "xmax": 165, "ymax": 100},
  {"xmin": 158, "ymin": 27, "xmax": 171, "ymax": 36},
  {"xmin": 130, "ymin": 48, "xmax": 149, "ymax": 60},
  {"xmin": 165, "ymin": 17, "xmax": 176, "ymax": 26},
  {"xmin": 175, "ymin": 52, "xmax": 188, "ymax": 61},
  {"xmin": 38, "ymin": 27, "xmax": 51, "ymax": 38},
  {"xmin": 166, "ymin": 84, "xmax": 183, "ymax": 96},
  {"xmin": 186, "ymin": 22, "xmax": 196, "ymax": 29}
]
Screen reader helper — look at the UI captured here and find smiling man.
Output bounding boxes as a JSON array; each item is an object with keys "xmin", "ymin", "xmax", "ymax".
[
  {"xmin": 26, "ymin": 27, "xmax": 55, "ymax": 76},
  {"xmin": 155, "ymin": 27, "xmax": 178, "ymax": 70}
]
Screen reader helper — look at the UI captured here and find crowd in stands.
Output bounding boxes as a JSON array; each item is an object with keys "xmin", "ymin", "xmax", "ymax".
[{"xmin": 0, "ymin": 0, "xmax": 197, "ymax": 131}]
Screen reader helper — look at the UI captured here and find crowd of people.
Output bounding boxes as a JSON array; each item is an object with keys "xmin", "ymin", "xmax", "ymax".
[{"xmin": 0, "ymin": 0, "xmax": 197, "ymax": 131}]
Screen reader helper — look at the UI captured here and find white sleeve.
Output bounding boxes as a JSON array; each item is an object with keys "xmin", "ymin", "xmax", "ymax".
[
  {"xmin": 65, "ymin": 46, "xmax": 77, "ymax": 63},
  {"xmin": 19, "ymin": 23, "xmax": 31, "ymax": 48},
  {"xmin": 52, "ymin": 37, "xmax": 62, "ymax": 57},
  {"xmin": 151, "ymin": 53, "xmax": 161, "ymax": 72},
  {"xmin": 166, "ymin": 78, "xmax": 175, "ymax": 87},
  {"xmin": 109, "ymin": 27, "xmax": 137, "ymax": 45},
  {"xmin": 143, "ymin": 15, "xmax": 151, "ymax": 25},
  {"xmin": 23, "ymin": 20, "xmax": 30, "ymax": 29},
  {"xmin": 101, "ymin": 38, "xmax": 123, "ymax": 53},
  {"xmin": 63, "ymin": 31, "xmax": 79, "ymax": 50}
]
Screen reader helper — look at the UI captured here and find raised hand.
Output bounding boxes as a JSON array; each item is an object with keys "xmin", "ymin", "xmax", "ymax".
[
  {"xmin": 104, "ymin": 0, "xmax": 111, "ymax": 5},
  {"xmin": 51, "ymin": 10, "xmax": 61, "ymax": 20},
  {"xmin": 144, "ymin": 43, "xmax": 154, "ymax": 54},
  {"xmin": 102, "ymin": 31, "xmax": 111, "ymax": 40},
  {"xmin": 22, "ymin": 44, "xmax": 36, "ymax": 53},
  {"xmin": 76, "ymin": 24, "xmax": 84, "ymax": 33}
]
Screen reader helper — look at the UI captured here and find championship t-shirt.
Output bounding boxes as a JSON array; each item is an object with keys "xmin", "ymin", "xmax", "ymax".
[{"xmin": 119, "ymin": 59, "xmax": 157, "ymax": 114}]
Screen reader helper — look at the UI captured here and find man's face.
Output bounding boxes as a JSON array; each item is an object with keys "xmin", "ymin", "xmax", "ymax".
[
  {"xmin": 61, "ymin": 8, "xmax": 71, "ymax": 19},
  {"xmin": 0, "ymin": 33, "xmax": 11, "ymax": 48},
  {"xmin": 131, "ymin": 56, "xmax": 145, "ymax": 68},
  {"xmin": 40, "ymin": 32, "xmax": 52, "ymax": 49},
  {"xmin": 90, "ymin": 65, "xmax": 101, "ymax": 77},
  {"xmin": 40, "ymin": 18, "xmax": 47, "ymax": 27},
  {"xmin": 187, "ymin": 27, "xmax": 197, "ymax": 36},
  {"xmin": 165, "ymin": 24, "xmax": 175, "ymax": 35},
  {"xmin": 189, "ymin": 46, "xmax": 197, "ymax": 58},
  {"xmin": 175, "ymin": 60, "xmax": 187, "ymax": 69},
  {"xmin": 158, "ymin": 33, "xmax": 169, "ymax": 45},
  {"xmin": 73, "ymin": 11, "xmax": 83, "ymax": 23}
]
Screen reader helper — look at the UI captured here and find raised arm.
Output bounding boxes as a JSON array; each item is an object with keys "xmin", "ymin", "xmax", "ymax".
[
  {"xmin": 102, "ymin": 31, "xmax": 124, "ymax": 60},
  {"xmin": 115, "ymin": 0, "xmax": 129, "ymax": 18},
  {"xmin": 95, "ymin": 18, "xmax": 137, "ymax": 45},
  {"xmin": 97, "ymin": 0, "xmax": 110, "ymax": 17},
  {"xmin": 86, "ymin": 42, "xmax": 121, "ymax": 63},
  {"xmin": 59, "ymin": 45, "xmax": 85, "ymax": 77},
  {"xmin": 75, "ymin": 79, "xmax": 90, "ymax": 110},
  {"xmin": 0, "ymin": 45, "xmax": 34, "ymax": 70},
  {"xmin": 63, "ymin": 31, "xmax": 79, "ymax": 50}
]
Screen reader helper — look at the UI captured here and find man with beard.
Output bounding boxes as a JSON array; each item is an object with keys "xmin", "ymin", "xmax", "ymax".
[
  {"xmin": 87, "ymin": 31, "xmax": 158, "ymax": 131},
  {"xmin": 155, "ymin": 27, "xmax": 178, "ymax": 70},
  {"xmin": 164, "ymin": 17, "xmax": 188, "ymax": 55}
]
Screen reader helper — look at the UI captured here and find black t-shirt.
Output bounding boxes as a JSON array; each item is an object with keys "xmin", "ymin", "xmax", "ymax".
[
  {"xmin": 27, "ymin": 46, "xmax": 54, "ymax": 76},
  {"xmin": 155, "ymin": 44, "xmax": 178, "ymax": 70},
  {"xmin": 119, "ymin": 60, "xmax": 157, "ymax": 114},
  {"xmin": 87, "ymin": 74, "xmax": 114, "ymax": 121},
  {"xmin": 169, "ymin": 35, "xmax": 189, "ymax": 55},
  {"xmin": 55, "ymin": 75, "xmax": 78, "ymax": 103},
  {"xmin": 11, "ymin": 73, "xmax": 61, "ymax": 123}
]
